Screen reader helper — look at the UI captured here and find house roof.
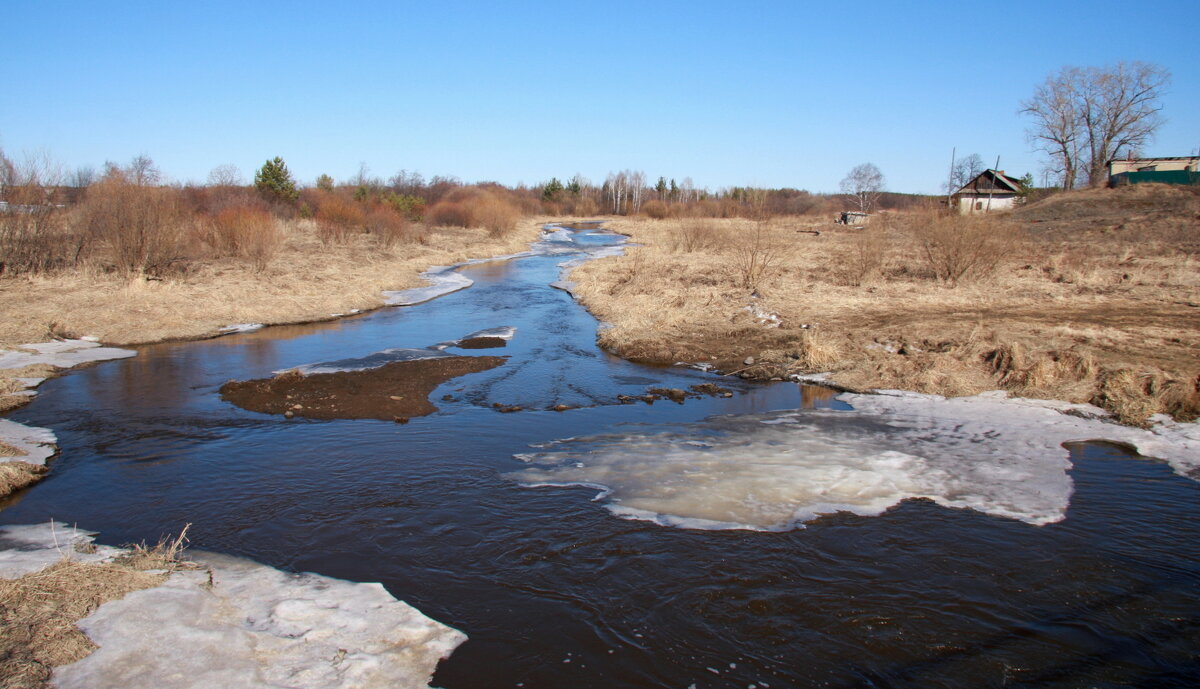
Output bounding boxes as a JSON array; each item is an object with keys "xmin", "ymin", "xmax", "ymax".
[{"xmin": 953, "ymin": 169, "xmax": 1022, "ymax": 195}]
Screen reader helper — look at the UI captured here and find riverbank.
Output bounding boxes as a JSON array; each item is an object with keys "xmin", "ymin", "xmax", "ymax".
[{"xmin": 567, "ymin": 185, "xmax": 1199, "ymax": 425}]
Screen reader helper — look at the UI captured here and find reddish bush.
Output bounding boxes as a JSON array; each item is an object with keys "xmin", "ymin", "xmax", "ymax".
[{"xmin": 314, "ymin": 193, "xmax": 365, "ymax": 244}]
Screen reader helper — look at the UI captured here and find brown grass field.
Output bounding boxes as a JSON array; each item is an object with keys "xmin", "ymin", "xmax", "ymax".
[{"xmin": 569, "ymin": 184, "xmax": 1200, "ymax": 424}]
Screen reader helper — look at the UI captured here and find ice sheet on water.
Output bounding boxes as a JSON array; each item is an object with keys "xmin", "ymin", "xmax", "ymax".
[
  {"xmin": 282, "ymin": 348, "xmax": 455, "ymax": 375},
  {"xmin": 508, "ymin": 390, "xmax": 1200, "ymax": 531}
]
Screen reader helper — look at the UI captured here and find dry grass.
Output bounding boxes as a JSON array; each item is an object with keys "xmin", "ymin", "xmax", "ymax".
[
  {"xmin": 0, "ymin": 526, "xmax": 193, "ymax": 688},
  {"xmin": 570, "ymin": 187, "xmax": 1200, "ymax": 424},
  {"xmin": 0, "ymin": 461, "xmax": 46, "ymax": 498},
  {"xmin": 0, "ymin": 218, "xmax": 542, "ymax": 348}
]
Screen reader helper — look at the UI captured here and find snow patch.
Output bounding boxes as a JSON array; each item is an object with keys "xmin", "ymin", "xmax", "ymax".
[
  {"xmin": 0, "ymin": 523, "xmax": 466, "ymax": 689},
  {"xmin": 509, "ymin": 390, "xmax": 1200, "ymax": 531}
]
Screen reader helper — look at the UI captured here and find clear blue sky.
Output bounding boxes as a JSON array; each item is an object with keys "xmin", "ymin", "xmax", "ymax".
[{"xmin": 3, "ymin": 1, "xmax": 1197, "ymax": 194}]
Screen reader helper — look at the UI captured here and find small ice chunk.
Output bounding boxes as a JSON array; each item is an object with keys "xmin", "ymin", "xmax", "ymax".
[{"xmin": 218, "ymin": 323, "xmax": 263, "ymax": 335}]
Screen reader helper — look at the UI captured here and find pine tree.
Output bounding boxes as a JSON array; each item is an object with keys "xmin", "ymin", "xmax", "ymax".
[{"xmin": 254, "ymin": 157, "xmax": 299, "ymax": 204}]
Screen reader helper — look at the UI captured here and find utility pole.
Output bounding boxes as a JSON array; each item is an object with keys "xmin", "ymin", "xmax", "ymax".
[
  {"xmin": 985, "ymin": 155, "xmax": 1000, "ymax": 212},
  {"xmin": 946, "ymin": 147, "xmax": 956, "ymax": 209}
]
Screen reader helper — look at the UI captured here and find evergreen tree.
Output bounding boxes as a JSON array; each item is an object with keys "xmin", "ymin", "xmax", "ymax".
[
  {"xmin": 542, "ymin": 177, "xmax": 564, "ymax": 201},
  {"xmin": 254, "ymin": 157, "xmax": 299, "ymax": 203}
]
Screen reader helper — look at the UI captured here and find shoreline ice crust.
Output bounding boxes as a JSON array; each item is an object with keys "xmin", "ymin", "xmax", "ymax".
[
  {"xmin": 0, "ymin": 419, "xmax": 57, "ymax": 466},
  {"xmin": 0, "ymin": 339, "xmax": 136, "ymax": 371},
  {"xmin": 0, "ymin": 523, "xmax": 465, "ymax": 689},
  {"xmin": 509, "ymin": 390, "xmax": 1200, "ymax": 531}
]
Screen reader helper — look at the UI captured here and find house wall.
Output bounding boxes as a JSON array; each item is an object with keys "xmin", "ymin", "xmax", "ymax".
[
  {"xmin": 956, "ymin": 193, "xmax": 1015, "ymax": 215},
  {"xmin": 1109, "ymin": 157, "xmax": 1200, "ymax": 176}
]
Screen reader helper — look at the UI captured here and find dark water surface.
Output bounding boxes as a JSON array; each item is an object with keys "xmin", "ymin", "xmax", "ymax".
[{"xmin": 3, "ymin": 227, "xmax": 1198, "ymax": 688}]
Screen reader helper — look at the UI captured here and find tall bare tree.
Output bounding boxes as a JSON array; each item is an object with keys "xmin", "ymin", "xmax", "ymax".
[
  {"xmin": 839, "ymin": 163, "xmax": 885, "ymax": 213},
  {"xmin": 947, "ymin": 153, "xmax": 985, "ymax": 193},
  {"xmin": 1022, "ymin": 62, "xmax": 1169, "ymax": 188}
]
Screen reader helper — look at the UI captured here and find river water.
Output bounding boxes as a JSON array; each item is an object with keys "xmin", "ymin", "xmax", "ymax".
[{"xmin": 3, "ymin": 226, "xmax": 1198, "ymax": 688}]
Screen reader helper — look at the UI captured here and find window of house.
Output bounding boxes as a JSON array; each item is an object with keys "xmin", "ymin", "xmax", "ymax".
[{"xmin": 975, "ymin": 201, "xmax": 983, "ymax": 210}]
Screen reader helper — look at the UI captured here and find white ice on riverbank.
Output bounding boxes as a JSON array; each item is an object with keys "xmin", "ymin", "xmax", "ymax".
[
  {"xmin": 509, "ymin": 390, "xmax": 1200, "ymax": 531},
  {"xmin": 383, "ymin": 267, "xmax": 476, "ymax": 306},
  {"xmin": 0, "ymin": 523, "xmax": 466, "ymax": 689},
  {"xmin": 0, "ymin": 419, "xmax": 57, "ymax": 466},
  {"xmin": 0, "ymin": 339, "xmax": 136, "ymax": 371}
]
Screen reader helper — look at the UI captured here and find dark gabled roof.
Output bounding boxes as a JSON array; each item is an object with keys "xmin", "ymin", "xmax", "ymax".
[{"xmin": 954, "ymin": 169, "xmax": 1021, "ymax": 195}]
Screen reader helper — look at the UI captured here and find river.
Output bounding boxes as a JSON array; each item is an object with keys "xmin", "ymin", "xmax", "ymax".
[{"xmin": 3, "ymin": 225, "xmax": 1198, "ymax": 688}]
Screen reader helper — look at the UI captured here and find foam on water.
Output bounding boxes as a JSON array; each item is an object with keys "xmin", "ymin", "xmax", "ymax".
[{"xmin": 509, "ymin": 390, "xmax": 1200, "ymax": 531}]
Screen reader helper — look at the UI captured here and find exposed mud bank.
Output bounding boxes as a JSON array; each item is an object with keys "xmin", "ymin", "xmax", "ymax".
[{"xmin": 220, "ymin": 356, "xmax": 507, "ymax": 421}]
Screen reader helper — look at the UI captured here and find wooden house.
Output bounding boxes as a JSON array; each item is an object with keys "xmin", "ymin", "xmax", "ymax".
[{"xmin": 952, "ymin": 169, "xmax": 1022, "ymax": 214}]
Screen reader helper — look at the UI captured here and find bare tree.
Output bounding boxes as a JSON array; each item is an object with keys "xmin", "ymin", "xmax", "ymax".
[
  {"xmin": 1022, "ymin": 61, "xmax": 1169, "ymax": 188},
  {"xmin": 839, "ymin": 163, "xmax": 885, "ymax": 213},
  {"xmin": 947, "ymin": 153, "xmax": 985, "ymax": 193},
  {"xmin": 127, "ymin": 154, "xmax": 161, "ymax": 186},
  {"xmin": 207, "ymin": 164, "xmax": 244, "ymax": 187}
]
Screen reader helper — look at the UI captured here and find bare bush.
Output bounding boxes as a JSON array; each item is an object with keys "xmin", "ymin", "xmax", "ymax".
[
  {"xmin": 843, "ymin": 225, "xmax": 888, "ymax": 286},
  {"xmin": 365, "ymin": 205, "xmax": 420, "ymax": 247},
  {"xmin": 209, "ymin": 206, "xmax": 283, "ymax": 270},
  {"xmin": 669, "ymin": 219, "xmax": 725, "ymax": 253},
  {"xmin": 472, "ymin": 194, "xmax": 520, "ymax": 237},
  {"xmin": 728, "ymin": 223, "xmax": 788, "ymax": 292},
  {"xmin": 641, "ymin": 200, "xmax": 672, "ymax": 219},
  {"xmin": 427, "ymin": 200, "xmax": 470, "ymax": 228},
  {"xmin": 82, "ymin": 180, "xmax": 188, "ymax": 276},
  {"xmin": 427, "ymin": 188, "xmax": 521, "ymax": 237},
  {"xmin": 314, "ymin": 194, "xmax": 364, "ymax": 244},
  {"xmin": 0, "ymin": 152, "xmax": 84, "ymax": 275},
  {"xmin": 907, "ymin": 211, "xmax": 1020, "ymax": 285}
]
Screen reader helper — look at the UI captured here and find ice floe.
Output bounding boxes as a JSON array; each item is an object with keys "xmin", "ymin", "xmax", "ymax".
[
  {"xmin": 509, "ymin": 390, "xmax": 1200, "ymax": 531},
  {"xmin": 0, "ymin": 522, "xmax": 466, "ymax": 689},
  {"xmin": 0, "ymin": 339, "xmax": 136, "ymax": 371}
]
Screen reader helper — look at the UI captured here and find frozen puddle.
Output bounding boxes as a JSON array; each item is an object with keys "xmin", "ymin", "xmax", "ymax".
[
  {"xmin": 0, "ymin": 523, "xmax": 465, "ymax": 689},
  {"xmin": 509, "ymin": 390, "xmax": 1200, "ymax": 531}
]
